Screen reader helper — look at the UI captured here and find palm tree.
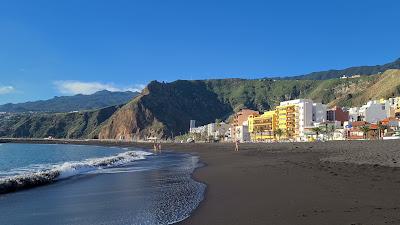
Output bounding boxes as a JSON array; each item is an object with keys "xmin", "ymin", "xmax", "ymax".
[
  {"xmin": 359, "ymin": 125, "xmax": 370, "ymax": 139},
  {"xmin": 275, "ymin": 128, "xmax": 284, "ymax": 141},
  {"xmin": 377, "ymin": 122, "xmax": 387, "ymax": 139},
  {"xmin": 311, "ymin": 127, "xmax": 323, "ymax": 140},
  {"xmin": 325, "ymin": 125, "xmax": 335, "ymax": 140}
]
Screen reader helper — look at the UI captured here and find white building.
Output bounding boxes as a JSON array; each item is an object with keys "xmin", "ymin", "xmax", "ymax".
[
  {"xmin": 189, "ymin": 125, "xmax": 207, "ymax": 134},
  {"xmin": 332, "ymin": 129, "xmax": 346, "ymax": 140},
  {"xmin": 348, "ymin": 107, "xmax": 361, "ymax": 122},
  {"xmin": 234, "ymin": 125, "xmax": 250, "ymax": 143},
  {"xmin": 359, "ymin": 100, "xmax": 391, "ymax": 123},
  {"xmin": 233, "ymin": 121, "xmax": 251, "ymax": 143},
  {"xmin": 388, "ymin": 97, "xmax": 400, "ymax": 108},
  {"xmin": 207, "ymin": 122, "xmax": 230, "ymax": 140},
  {"xmin": 189, "ymin": 120, "xmax": 196, "ymax": 132},
  {"xmin": 312, "ymin": 103, "xmax": 327, "ymax": 123},
  {"xmin": 279, "ymin": 99, "xmax": 327, "ymax": 141}
]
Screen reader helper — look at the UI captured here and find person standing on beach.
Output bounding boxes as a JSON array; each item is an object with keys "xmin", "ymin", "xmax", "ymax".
[
  {"xmin": 157, "ymin": 143, "xmax": 162, "ymax": 152},
  {"xmin": 235, "ymin": 140, "xmax": 239, "ymax": 151},
  {"xmin": 153, "ymin": 139, "xmax": 158, "ymax": 152}
]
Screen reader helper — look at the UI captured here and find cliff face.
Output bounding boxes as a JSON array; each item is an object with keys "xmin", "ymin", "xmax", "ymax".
[
  {"xmin": 98, "ymin": 96, "xmax": 165, "ymax": 140},
  {"xmin": 98, "ymin": 80, "xmax": 232, "ymax": 139}
]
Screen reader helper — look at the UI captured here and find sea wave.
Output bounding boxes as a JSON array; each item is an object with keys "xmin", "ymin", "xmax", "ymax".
[{"xmin": 0, "ymin": 150, "xmax": 152, "ymax": 195}]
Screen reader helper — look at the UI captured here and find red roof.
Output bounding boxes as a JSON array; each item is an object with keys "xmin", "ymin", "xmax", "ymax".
[
  {"xmin": 351, "ymin": 121, "xmax": 368, "ymax": 127},
  {"xmin": 369, "ymin": 124, "xmax": 378, "ymax": 129}
]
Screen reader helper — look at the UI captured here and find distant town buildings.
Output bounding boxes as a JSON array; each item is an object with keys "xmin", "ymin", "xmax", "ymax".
[
  {"xmin": 247, "ymin": 99, "xmax": 327, "ymax": 142},
  {"xmin": 188, "ymin": 95, "xmax": 400, "ymax": 143},
  {"xmin": 327, "ymin": 106, "xmax": 349, "ymax": 126},
  {"xmin": 231, "ymin": 109, "xmax": 259, "ymax": 142},
  {"xmin": 358, "ymin": 100, "xmax": 390, "ymax": 123},
  {"xmin": 189, "ymin": 120, "xmax": 196, "ymax": 132},
  {"xmin": 233, "ymin": 123, "xmax": 251, "ymax": 143},
  {"xmin": 189, "ymin": 121, "xmax": 230, "ymax": 142}
]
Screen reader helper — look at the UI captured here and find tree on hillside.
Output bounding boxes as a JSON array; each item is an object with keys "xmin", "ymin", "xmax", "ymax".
[{"xmin": 359, "ymin": 125, "xmax": 371, "ymax": 139}]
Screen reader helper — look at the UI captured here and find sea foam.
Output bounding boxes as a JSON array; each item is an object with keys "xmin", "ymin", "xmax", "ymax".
[{"xmin": 0, "ymin": 150, "xmax": 152, "ymax": 194}]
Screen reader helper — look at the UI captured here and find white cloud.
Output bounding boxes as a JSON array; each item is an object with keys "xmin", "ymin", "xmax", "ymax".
[
  {"xmin": 0, "ymin": 86, "xmax": 15, "ymax": 94},
  {"xmin": 54, "ymin": 81, "xmax": 145, "ymax": 95}
]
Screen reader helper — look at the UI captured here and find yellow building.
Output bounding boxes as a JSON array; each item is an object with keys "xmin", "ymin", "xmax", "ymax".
[
  {"xmin": 248, "ymin": 99, "xmax": 324, "ymax": 142},
  {"xmin": 248, "ymin": 105, "xmax": 301, "ymax": 141},
  {"xmin": 248, "ymin": 110, "xmax": 277, "ymax": 141},
  {"xmin": 276, "ymin": 104, "xmax": 299, "ymax": 139}
]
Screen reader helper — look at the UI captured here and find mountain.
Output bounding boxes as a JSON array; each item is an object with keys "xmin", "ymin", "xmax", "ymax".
[
  {"xmin": 98, "ymin": 69, "xmax": 400, "ymax": 140},
  {"xmin": 0, "ymin": 90, "xmax": 138, "ymax": 113},
  {"xmin": 98, "ymin": 81, "xmax": 233, "ymax": 140},
  {"xmin": 2, "ymin": 68, "xmax": 400, "ymax": 140},
  {"xmin": 0, "ymin": 105, "xmax": 122, "ymax": 139},
  {"xmin": 282, "ymin": 58, "xmax": 400, "ymax": 80}
]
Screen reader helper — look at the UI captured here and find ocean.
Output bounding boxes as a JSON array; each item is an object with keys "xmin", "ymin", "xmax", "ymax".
[{"xmin": 0, "ymin": 143, "xmax": 205, "ymax": 225}]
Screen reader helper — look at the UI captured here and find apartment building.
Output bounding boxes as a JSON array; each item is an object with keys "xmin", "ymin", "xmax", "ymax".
[
  {"xmin": 248, "ymin": 110, "xmax": 277, "ymax": 141},
  {"xmin": 277, "ymin": 99, "xmax": 315, "ymax": 141},
  {"xmin": 359, "ymin": 100, "xmax": 391, "ymax": 123},
  {"xmin": 327, "ymin": 106, "xmax": 349, "ymax": 125},
  {"xmin": 313, "ymin": 103, "xmax": 327, "ymax": 123},
  {"xmin": 248, "ymin": 99, "xmax": 327, "ymax": 141},
  {"xmin": 234, "ymin": 123, "xmax": 251, "ymax": 143},
  {"xmin": 231, "ymin": 109, "xmax": 259, "ymax": 139},
  {"xmin": 207, "ymin": 122, "xmax": 230, "ymax": 140},
  {"xmin": 389, "ymin": 97, "xmax": 400, "ymax": 119}
]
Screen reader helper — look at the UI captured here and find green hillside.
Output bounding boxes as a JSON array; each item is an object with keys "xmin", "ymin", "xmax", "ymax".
[
  {"xmin": 0, "ymin": 90, "xmax": 138, "ymax": 113},
  {"xmin": 2, "ymin": 69, "xmax": 400, "ymax": 139},
  {"xmin": 284, "ymin": 58, "xmax": 400, "ymax": 80},
  {"xmin": 2, "ymin": 105, "xmax": 122, "ymax": 139},
  {"xmin": 99, "ymin": 69, "xmax": 400, "ymax": 139}
]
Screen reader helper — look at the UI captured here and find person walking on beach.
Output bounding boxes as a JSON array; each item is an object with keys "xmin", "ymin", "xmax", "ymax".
[
  {"xmin": 157, "ymin": 143, "xmax": 162, "ymax": 152},
  {"xmin": 153, "ymin": 141, "xmax": 157, "ymax": 152},
  {"xmin": 235, "ymin": 140, "xmax": 240, "ymax": 151},
  {"xmin": 153, "ymin": 139, "xmax": 159, "ymax": 153}
]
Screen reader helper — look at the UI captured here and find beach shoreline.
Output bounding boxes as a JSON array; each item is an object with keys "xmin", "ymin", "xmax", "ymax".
[{"xmin": 3, "ymin": 139, "xmax": 400, "ymax": 224}]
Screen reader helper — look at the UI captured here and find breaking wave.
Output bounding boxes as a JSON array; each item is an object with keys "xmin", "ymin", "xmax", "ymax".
[{"xmin": 0, "ymin": 150, "xmax": 152, "ymax": 195}]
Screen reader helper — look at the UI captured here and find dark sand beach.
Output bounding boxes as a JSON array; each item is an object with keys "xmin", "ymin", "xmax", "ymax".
[{"xmin": 3, "ymin": 139, "xmax": 400, "ymax": 225}]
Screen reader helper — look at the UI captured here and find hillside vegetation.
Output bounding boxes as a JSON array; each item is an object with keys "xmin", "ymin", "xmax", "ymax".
[
  {"xmin": 285, "ymin": 58, "xmax": 400, "ymax": 80},
  {"xmin": 3, "ymin": 105, "xmax": 122, "ymax": 139},
  {"xmin": 0, "ymin": 90, "xmax": 138, "ymax": 113},
  {"xmin": 2, "ymin": 69, "xmax": 400, "ymax": 139},
  {"xmin": 98, "ymin": 81, "xmax": 232, "ymax": 139},
  {"xmin": 98, "ymin": 69, "xmax": 400, "ymax": 139}
]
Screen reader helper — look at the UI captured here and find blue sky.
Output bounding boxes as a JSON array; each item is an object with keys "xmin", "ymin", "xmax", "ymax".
[{"xmin": 0, "ymin": 0, "xmax": 399, "ymax": 104}]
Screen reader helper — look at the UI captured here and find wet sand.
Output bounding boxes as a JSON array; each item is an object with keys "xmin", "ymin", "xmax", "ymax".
[{"xmin": 3, "ymin": 139, "xmax": 400, "ymax": 225}]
